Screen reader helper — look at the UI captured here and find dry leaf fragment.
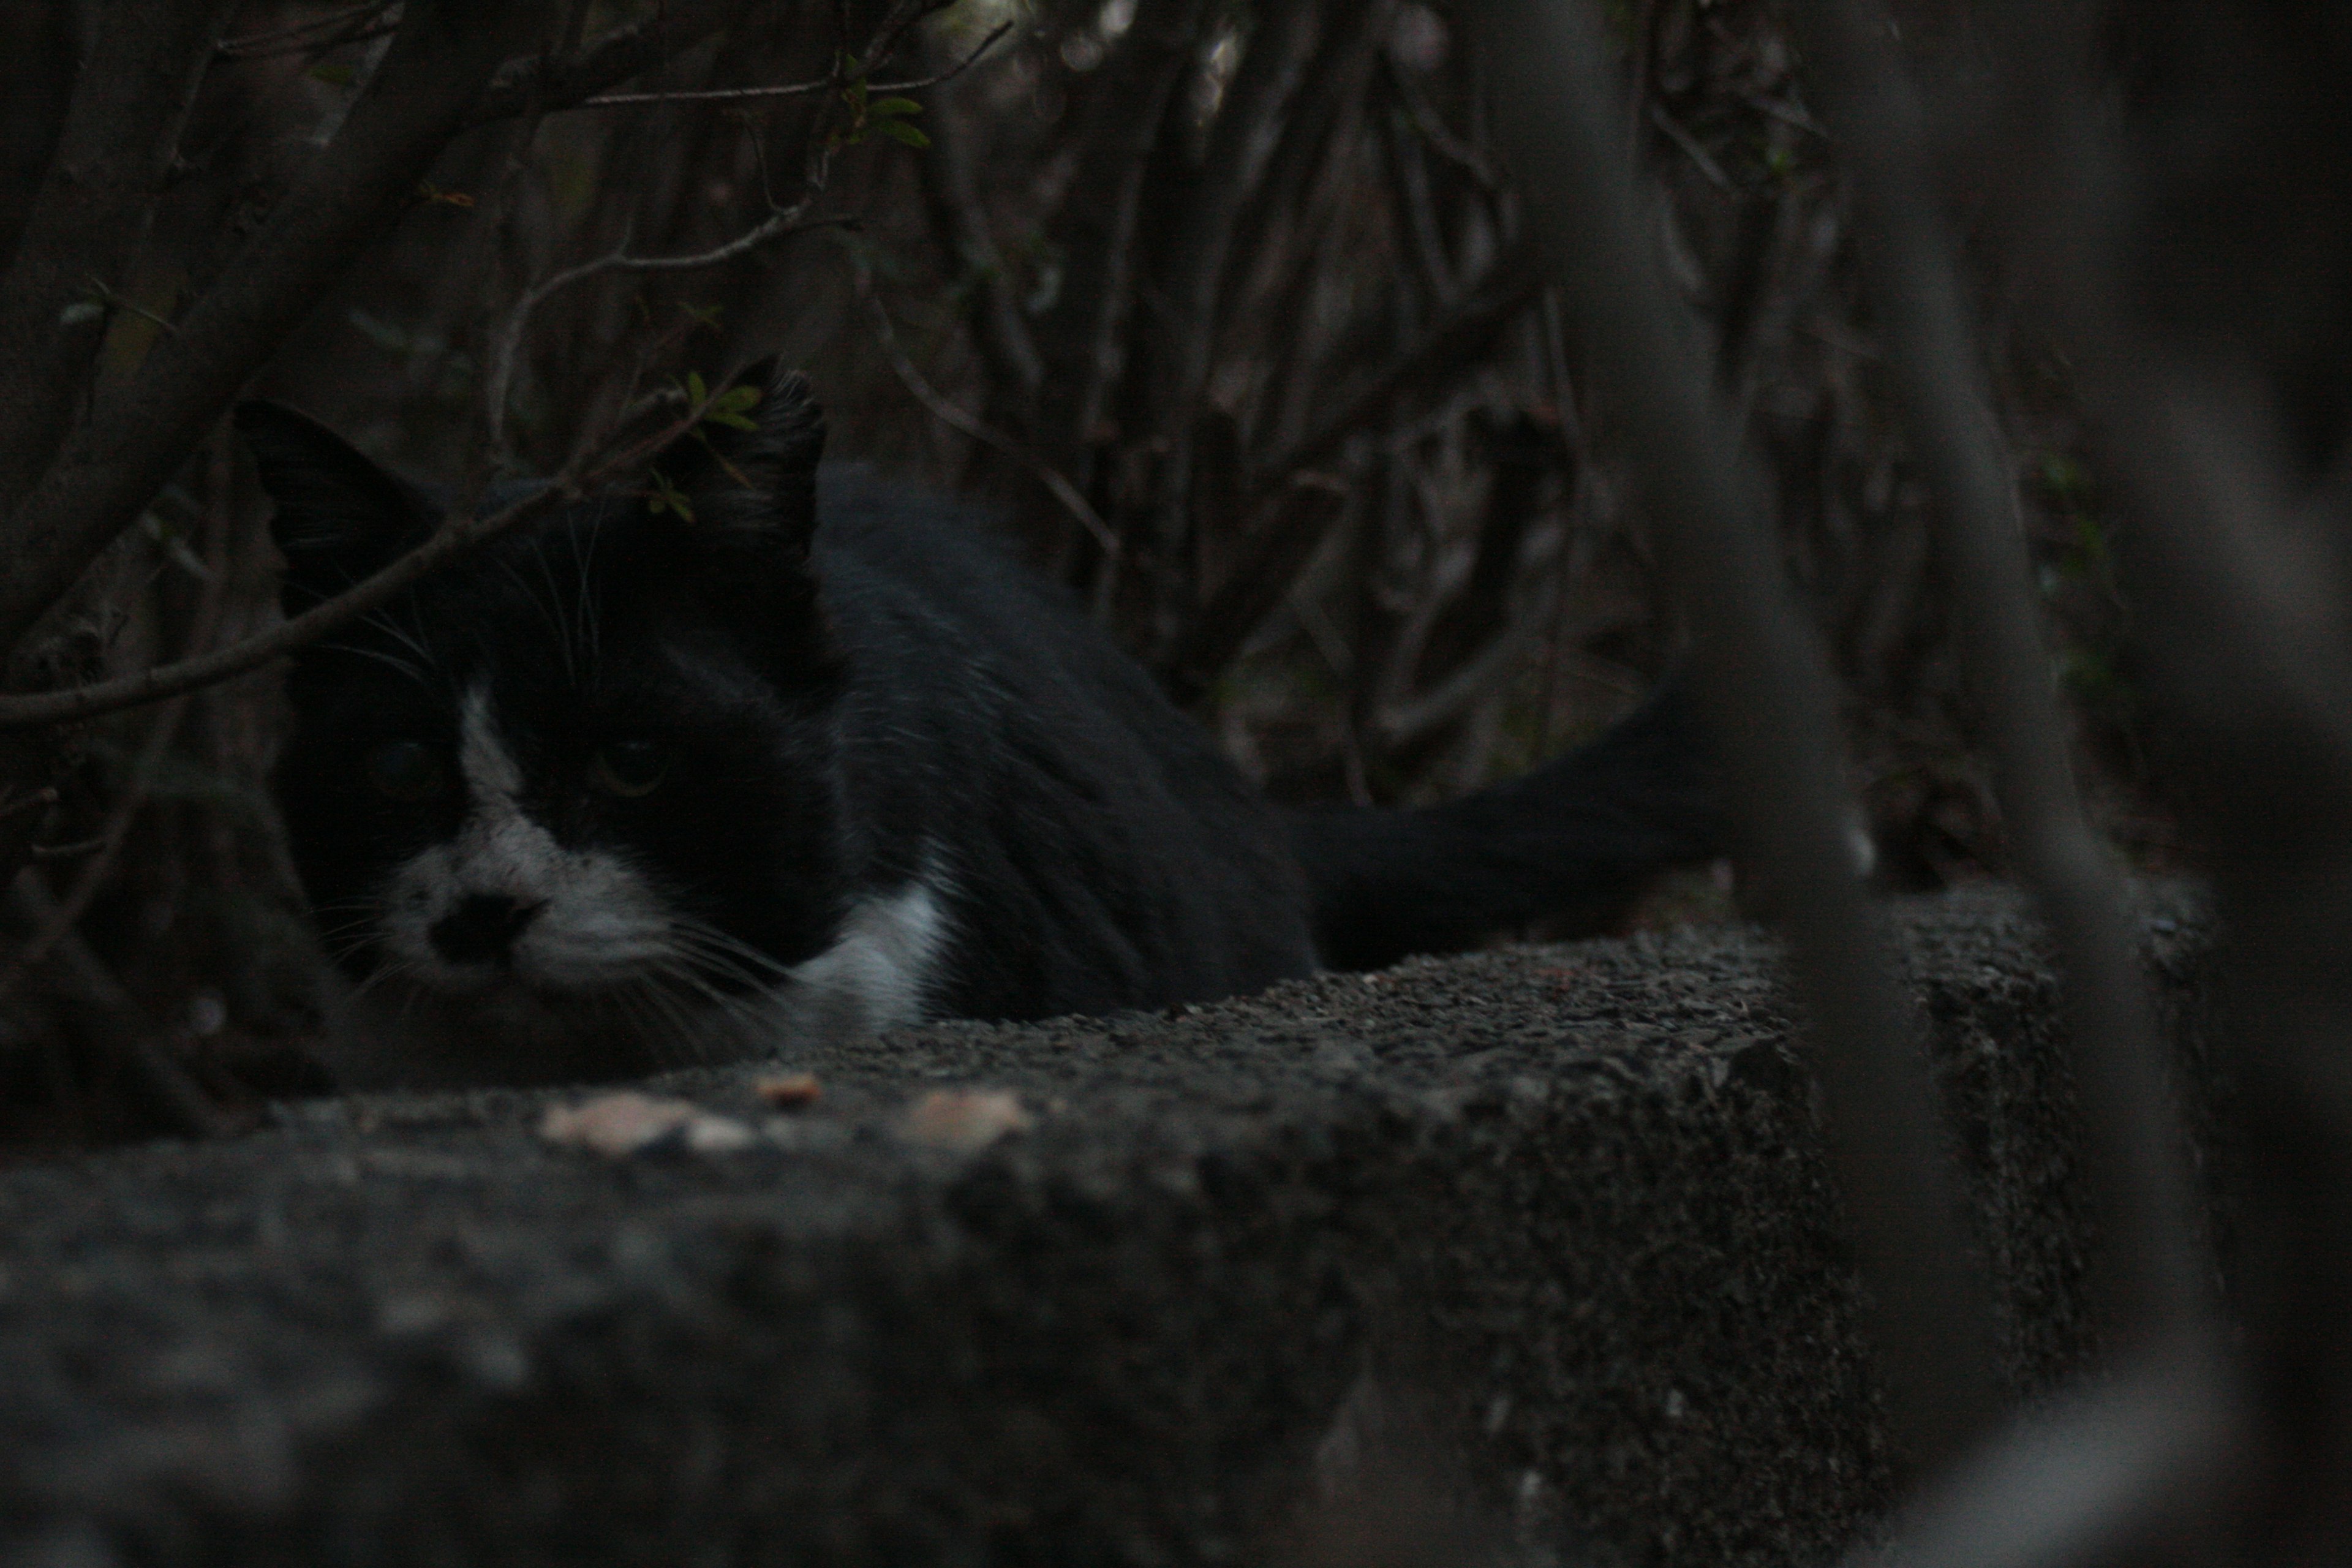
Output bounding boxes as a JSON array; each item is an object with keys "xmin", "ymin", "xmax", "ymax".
[
  {"xmin": 897, "ymin": 1088, "xmax": 1033, "ymax": 1154},
  {"xmin": 539, "ymin": 1091, "xmax": 755, "ymax": 1158},
  {"xmin": 753, "ymin": 1072, "xmax": 823, "ymax": 1107}
]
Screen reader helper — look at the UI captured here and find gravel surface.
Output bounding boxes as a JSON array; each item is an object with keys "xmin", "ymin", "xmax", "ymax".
[{"xmin": 0, "ymin": 886, "xmax": 2214, "ymax": 1567}]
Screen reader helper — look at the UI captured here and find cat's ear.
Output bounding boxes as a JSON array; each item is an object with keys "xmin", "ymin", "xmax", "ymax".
[
  {"xmin": 657, "ymin": 358, "xmax": 826, "ymax": 559},
  {"xmin": 235, "ymin": 401, "xmax": 434, "ymax": 610}
]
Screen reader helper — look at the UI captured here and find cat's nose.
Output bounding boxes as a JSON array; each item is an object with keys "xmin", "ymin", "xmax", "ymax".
[{"xmin": 429, "ymin": 893, "xmax": 546, "ymax": 966}]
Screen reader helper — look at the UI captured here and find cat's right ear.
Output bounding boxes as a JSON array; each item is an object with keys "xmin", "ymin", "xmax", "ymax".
[
  {"xmin": 235, "ymin": 401, "xmax": 434, "ymax": 610},
  {"xmin": 658, "ymin": 360, "xmax": 826, "ymax": 562}
]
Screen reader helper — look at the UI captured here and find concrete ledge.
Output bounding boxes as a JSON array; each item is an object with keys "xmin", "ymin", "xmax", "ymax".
[{"xmin": 0, "ymin": 887, "xmax": 2211, "ymax": 1567}]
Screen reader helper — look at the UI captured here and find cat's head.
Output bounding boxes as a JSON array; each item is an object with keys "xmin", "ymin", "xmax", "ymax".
[{"xmin": 243, "ymin": 363, "xmax": 848, "ymax": 1083}]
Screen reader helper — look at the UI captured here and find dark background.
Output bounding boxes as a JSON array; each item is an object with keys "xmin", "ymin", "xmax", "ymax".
[{"xmin": 0, "ymin": 0, "xmax": 2161, "ymax": 1151}]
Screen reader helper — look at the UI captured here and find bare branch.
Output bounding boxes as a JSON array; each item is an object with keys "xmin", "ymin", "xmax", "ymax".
[
  {"xmin": 0, "ymin": 0, "xmax": 547, "ymax": 656},
  {"xmin": 570, "ymin": 21, "xmax": 1012, "ymax": 110},
  {"xmin": 1847, "ymin": 1338, "xmax": 2244, "ymax": 1568},
  {"xmin": 467, "ymin": 0, "xmax": 756, "ymax": 124},
  {"xmin": 1165, "ymin": 475, "xmax": 1351, "ymax": 706},
  {"xmin": 1029, "ymin": 0, "xmax": 1215, "ymax": 482},
  {"xmin": 1248, "ymin": 235, "xmax": 1545, "ymax": 508},
  {"xmin": 1648, "ymin": 100, "xmax": 1732, "ymax": 191},
  {"xmin": 1128, "ymin": 0, "xmax": 1324, "ymax": 530},
  {"xmin": 215, "ymin": 4, "xmax": 399, "ymax": 61},
  {"xmin": 483, "ymin": 207, "xmax": 849, "ymax": 451},
  {"xmin": 1, "ymin": 876, "xmax": 240, "ymax": 1137},
  {"xmin": 0, "ymin": 400, "xmax": 702, "ymax": 733},
  {"xmin": 1217, "ymin": 2, "xmax": 1392, "ymax": 328},
  {"xmin": 916, "ymin": 43, "xmax": 1046, "ymax": 407},
  {"xmin": 1386, "ymin": 58, "xmax": 1503, "ymax": 195},
  {"xmin": 1785, "ymin": 0, "xmax": 2212, "ymax": 1346},
  {"xmin": 1466, "ymin": 0, "xmax": 2003, "ymax": 1474},
  {"xmin": 0, "ymin": 0, "xmax": 239, "ymax": 514},
  {"xmin": 869, "ymin": 292, "xmax": 1119, "ymax": 562}
]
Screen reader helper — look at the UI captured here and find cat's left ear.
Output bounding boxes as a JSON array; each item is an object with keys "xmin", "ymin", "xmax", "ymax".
[
  {"xmin": 235, "ymin": 400, "xmax": 436, "ymax": 613},
  {"xmin": 658, "ymin": 358, "xmax": 825, "ymax": 560}
]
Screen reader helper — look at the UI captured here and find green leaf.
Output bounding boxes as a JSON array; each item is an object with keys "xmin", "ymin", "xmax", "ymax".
[
  {"xmin": 869, "ymin": 97, "xmax": 924, "ymax": 119},
  {"xmin": 686, "ymin": 369, "xmax": 709, "ymax": 405},
  {"xmin": 876, "ymin": 119, "xmax": 931, "ymax": 149},
  {"xmin": 308, "ymin": 61, "xmax": 355, "ymax": 86},
  {"xmin": 646, "ymin": 469, "xmax": 695, "ymax": 521},
  {"xmin": 704, "ymin": 384, "xmax": 763, "ymax": 428}
]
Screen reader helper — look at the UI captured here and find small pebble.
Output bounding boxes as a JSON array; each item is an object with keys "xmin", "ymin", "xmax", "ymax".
[{"xmin": 897, "ymin": 1088, "xmax": 1033, "ymax": 1153}]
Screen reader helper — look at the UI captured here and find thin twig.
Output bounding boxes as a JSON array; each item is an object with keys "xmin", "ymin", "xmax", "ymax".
[
  {"xmin": 28, "ymin": 837, "xmax": 107, "ymax": 862},
  {"xmin": 482, "ymin": 208, "xmax": 851, "ymax": 451},
  {"xmin": 1387, "ymin": 58, "xmax": 1504, "ymax": 195},
  {"xmin": 215, "ymin": 2, "xmax": 395, "ymax": 59},
  {"xmin": 0, "ymin": 400, "xmax": 701, "ymax": 732},
  {"xmin": 470, "ymin": 1, "xmax": 588, "ymax": 464},
  {"xmin": 1248, "ymin": 235, "xmax": 1546, "ymax": 508},
  {"xmin": 570, "ymin": 20, "xmax": 1012, "ymax": 109},
  {"xmin": 915, "ymin": 36, "xmax": 1044, "ymax": 401},
  {"xmin": 0, "ymin": 694, "xmax": 193, "ymax": 1002},
  {"xmin": 2, "ymin": 875, "xmax": 237, "ymax": 1137},
  {"xmin": 0, "ymin": 467, "xmax": 232, "ymax": 1001},
  {"xmin": 484, "ymin": 0, "xmax": 930, "ymax": 449},
  {"xmin": 0, "ymin": 786, "xmax": 57, "ymax": 824},
  {"xmin": 85, "ymin": 276, "xmax": 186, "ymax": 342},
  {"xmin": 467, "ymin": 0, "xmax": 755, "ymax": 125},
  {"xmin": 0, "ymin": 3, "xmax": 547, "ymax": 655},
  {"xmin": 1649, "ymin": 101, "xmax": 1733, "ymax": 191},
  {"xmin": 1166, "ymin": 475, "xmax": 1351, "ymax": 704},
  {"xmin": 867, "ymin": 290, "xmax": 1120, "ymax": 560}
]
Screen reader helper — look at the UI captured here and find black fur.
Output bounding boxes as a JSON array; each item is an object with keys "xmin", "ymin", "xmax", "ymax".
[{"xmin": 244, "ymin": 364, "xmax": 1723, "ymax": 1086}]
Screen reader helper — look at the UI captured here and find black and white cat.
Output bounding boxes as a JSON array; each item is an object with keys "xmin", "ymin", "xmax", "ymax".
[{"xmin": 242, "ymin": 365, "xmax": 1722, "ymax": 1089}]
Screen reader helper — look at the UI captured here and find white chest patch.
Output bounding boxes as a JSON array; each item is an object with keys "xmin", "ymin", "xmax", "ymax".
[{"xmin": 332, "ymin": 683, "xmax": 955, "ymax": 1090}]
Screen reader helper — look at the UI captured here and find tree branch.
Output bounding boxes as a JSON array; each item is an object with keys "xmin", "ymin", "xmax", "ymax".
[
  {"xmin": 869, "ymin": 290, "xmax": 1118, "ymax": 561},
  {"xmin": 916, "ymin": 36, "xmax": 1045, "ymax": 409},
  {"xmin": 1247, "ymin": 234, "xmax": 1545, "ymax": 508},
  {"xmin": 1131, "ymin": 0, "xmax": 1323, "ymax": 531},
  {"xmin": 1029, "ymin": 0, "xmax": 1215, "ymax": 483},
  {"xmin": 568, "ymin": 20, "xmax": 1011, "ymax": 109},
  {"xmin": 467, "ymin": 0, "xmax": 756, "ymax": 124},
  {"xmin": 1468, "ymin": 0, "xmax": 2004, "ymax": 1474},
  {"xmin": 0, "ymin": 0, "xmax": 240, "ymax": 514},
  {"xmin": 0, "ymin": 0, "xmax": 546, "ymax": 657},
  {"xmin": 0, "ymin": 397, "xmax": 705, "ymax": 734},
  {"xmin": 1164, "ymin": 474, "xmax": 1349, "ymax": 705},
  {"xmin": 483, "ymin": 206, "xmax": 850, "ymax": 451},
  {"xmin": 1787, "ymin": 0, "xmax": 2211, "ymax": 1348}
]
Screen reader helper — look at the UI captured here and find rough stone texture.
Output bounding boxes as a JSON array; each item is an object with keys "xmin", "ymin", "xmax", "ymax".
[{"xmin": 0, "ymin": 886, "xmax": 2212, "ymax": 1568}]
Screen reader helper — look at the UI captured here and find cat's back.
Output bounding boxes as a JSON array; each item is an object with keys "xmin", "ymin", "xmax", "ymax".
[{"xmin": 805, "ymin": 467, "xmax": 1315, "ymax": 1017}]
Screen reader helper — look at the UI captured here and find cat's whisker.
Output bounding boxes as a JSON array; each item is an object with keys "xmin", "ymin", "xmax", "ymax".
[
  {"xmin": 320, "ymin": 639, "xmax": 434, "ymax": 690},
  {"xmin": 633, "ymin": 972, "xmax": 718, "ymax": 1067},
  {"xmin": 665, "ymin": 918, "xmax": 796, "ymax": 981},
  {"xmin": 635, "ymin": 952, "xmax": 767, "ymax": 1058},
  {"xmin": 575, "ymin": 511, "xmax": 604, "ymax": 668},
  {"xmin": 529, "ymin": 533, "xmax": 584, "ymax": 691}
]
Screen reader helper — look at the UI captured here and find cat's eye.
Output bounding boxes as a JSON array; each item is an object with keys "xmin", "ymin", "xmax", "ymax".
[
  {"xmin": 590, "ymin": 739, "xmax": 670, "ymax": 798},
  {"xmin": 366, "ymin": 740, "xmax": 447, "ymax": 802}
]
